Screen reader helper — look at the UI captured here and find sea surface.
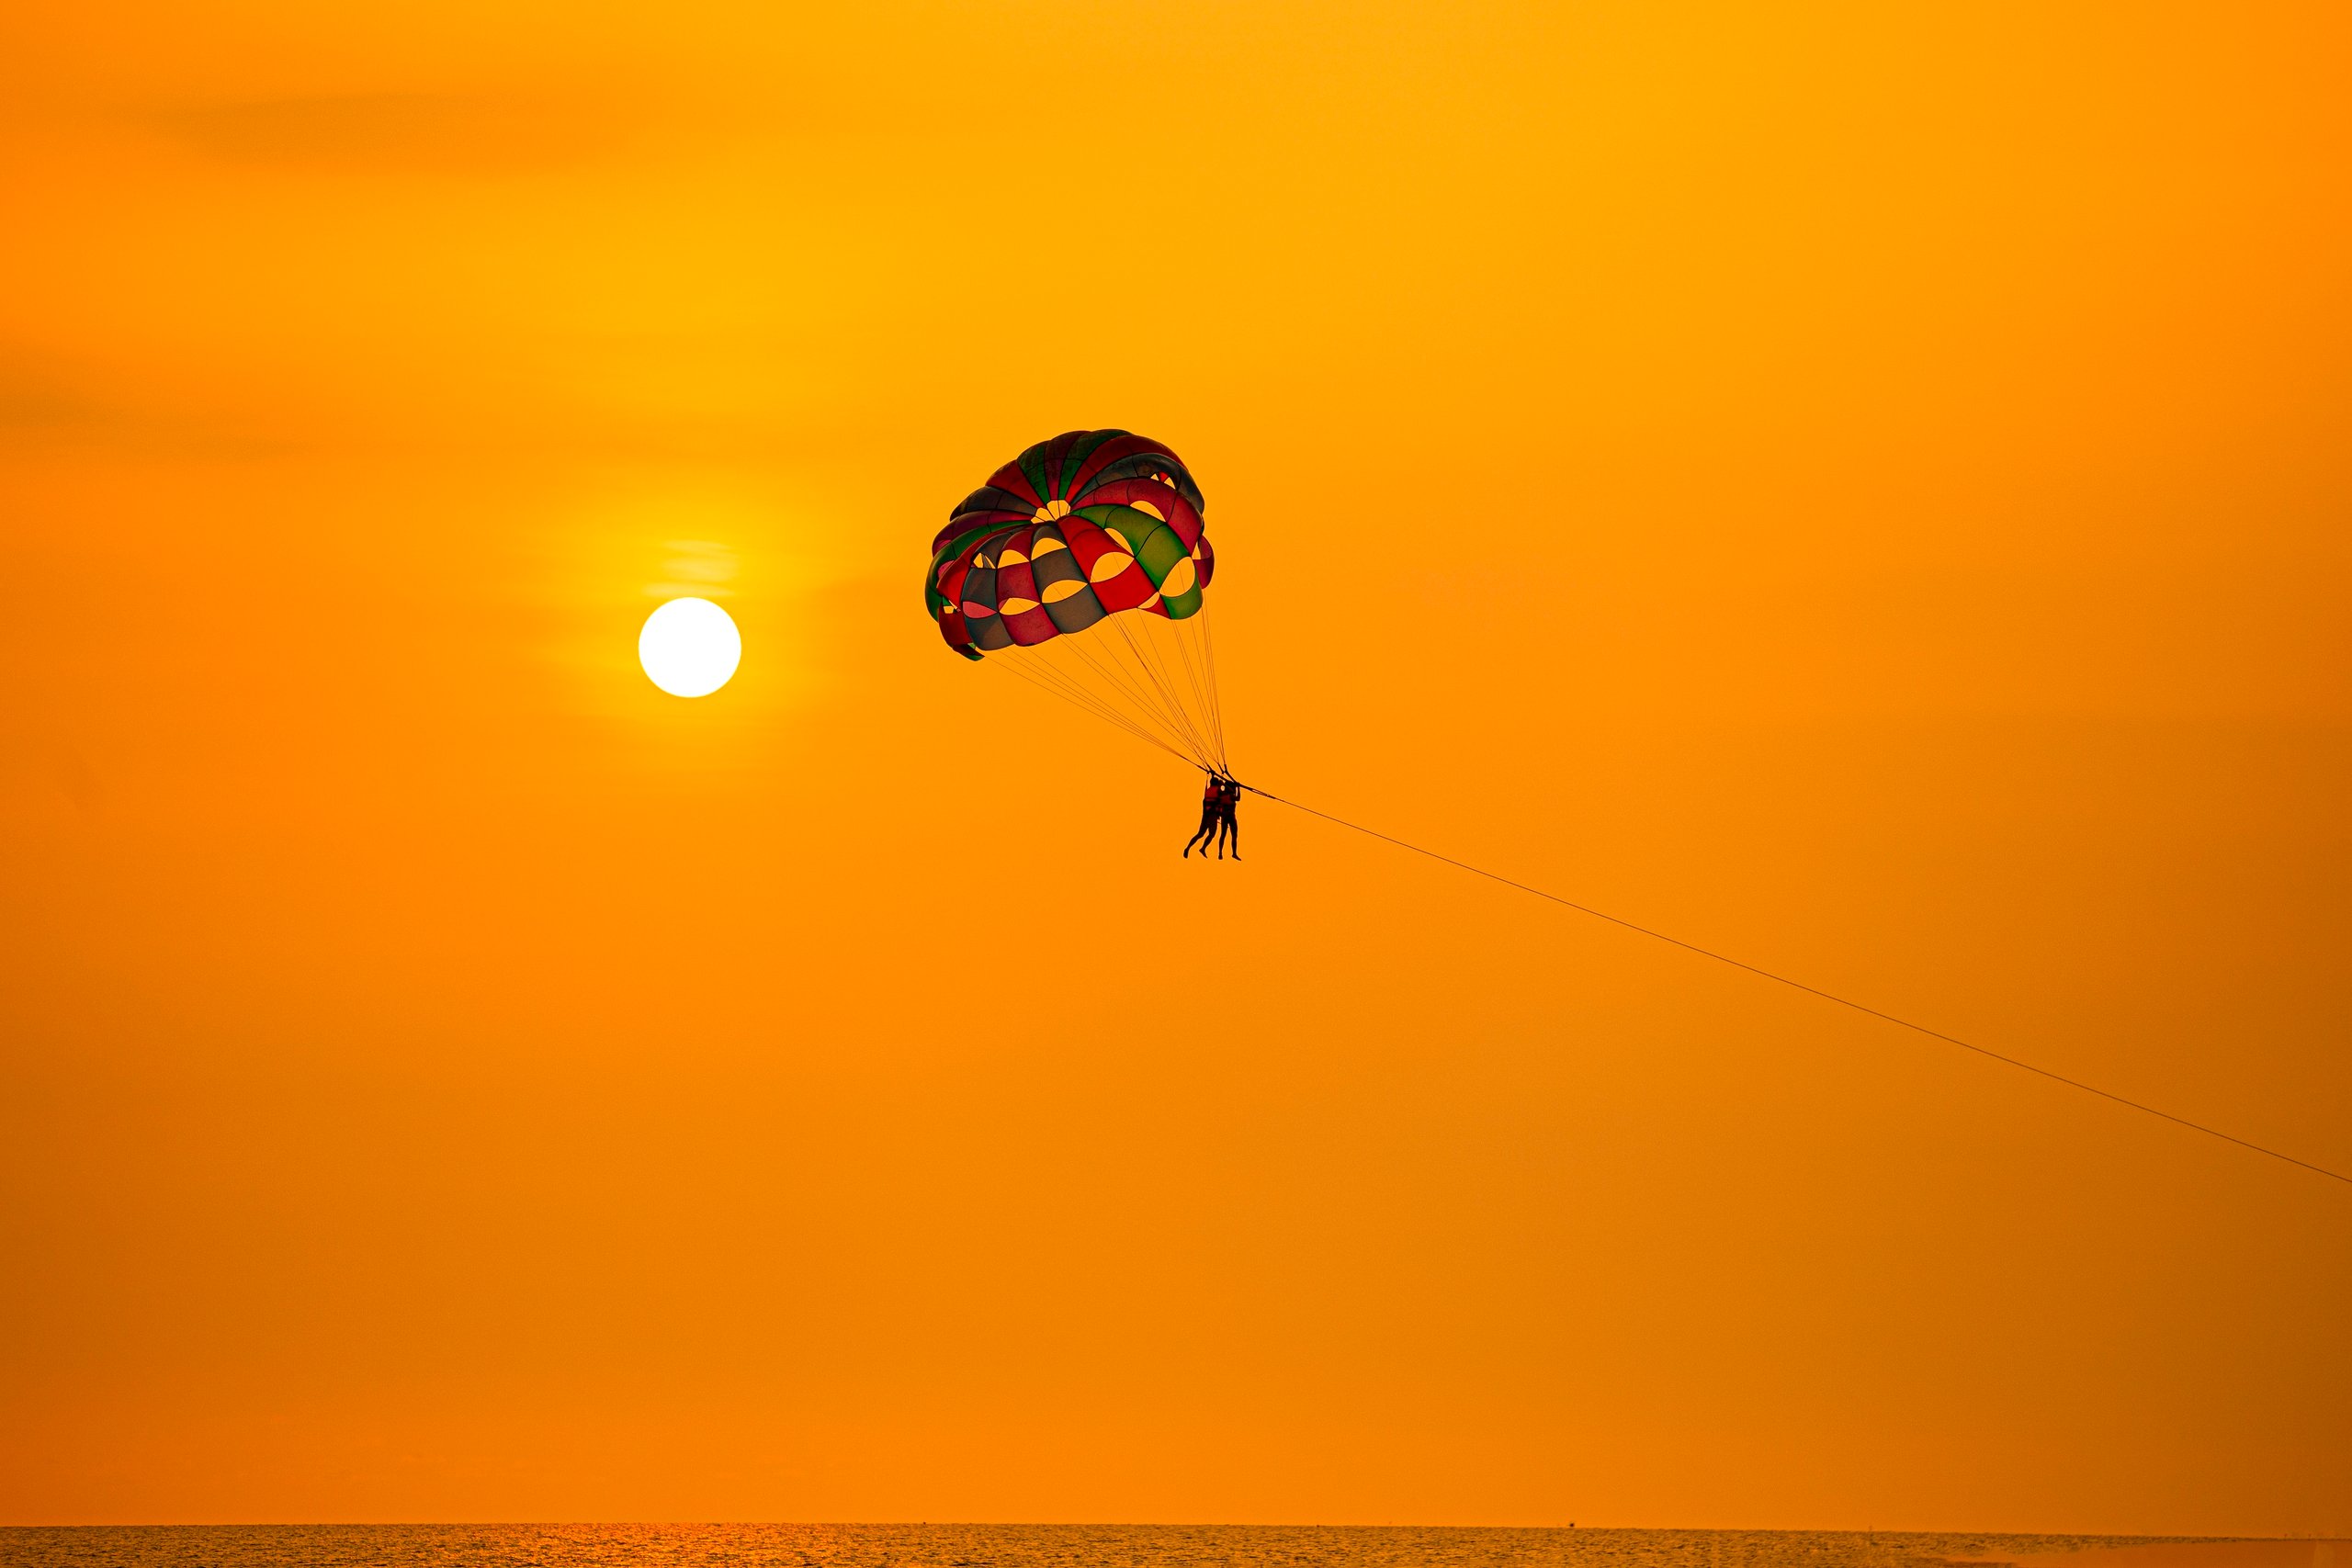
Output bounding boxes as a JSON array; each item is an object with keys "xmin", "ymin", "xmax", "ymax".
[{"xmin": 0, "ymin": 1525, "xmax": 2231, "ymax": 1568}]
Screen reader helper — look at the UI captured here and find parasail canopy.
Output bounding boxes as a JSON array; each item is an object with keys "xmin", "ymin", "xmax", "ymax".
[{"xmin": 926, "ymin": 429, "xmax": 1229, "ymax": 775}]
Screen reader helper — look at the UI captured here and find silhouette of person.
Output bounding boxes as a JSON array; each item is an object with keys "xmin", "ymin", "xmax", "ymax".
[
  {"xmin": 1214, "ymin": 775, "xmax": 1241, "ymax": 860},
  {"xmin": 1183, "ymin": 773, "xmax": 1222, "ymax": 858}
]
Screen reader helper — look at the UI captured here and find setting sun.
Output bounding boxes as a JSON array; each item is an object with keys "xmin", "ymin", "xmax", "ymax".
[{"xmin": 639, "ymin": 596, "xmax": 741, "ymax": 697}]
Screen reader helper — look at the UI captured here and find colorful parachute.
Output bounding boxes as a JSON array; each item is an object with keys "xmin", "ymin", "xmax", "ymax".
[{"xmin": 926, "ymin": 430, "xmax": 1229, "ymax": 773}]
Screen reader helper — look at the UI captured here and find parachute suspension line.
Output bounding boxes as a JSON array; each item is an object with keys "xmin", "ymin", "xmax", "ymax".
[
  {"xmin": 1160, "ymin": 616, "xmax": 1226, "ymax": 776},
  {"xmin": 1244, "ymin": 784, "xmax": 2352, "ymax": 1190},
  {"xmin": 1166, "ymin": 629, "xmax": 1223, "ymax": 771},
  {"xmin": 1071, "ymin": 626, "xmax": 1193, "ymax": 751},
  {"xmin": 1105, "ymin": 614, "xmax": 1203, "ymax": 761},
  {"xmin": 987, "ymin": 612, "xmax": 1233, "ymax": 777},
  {"xmin": 1157, "ymin": 609, "xmax": 1209, "ymax": 736},
  {"xmin": 989, "ymin": 655, "xmax": 1193, "ymax": 766},
  {"xmin": 989, "ymin": 607, "xmax": 1234, "ymax": 772},
  {"xmin": 1194, "ymin": 603, "xmax": 1231, "ymax": 773},
  {"xmin": 993, "ymin": 652, "xmax": 1162, "ymax": 753},
  {"xmin": 1108, "ymin": 613, "xmax": 1223, "ymax": 773},
  {"xmin": 1053, "ymin": 627, "xmax": 1214, "ymax": 768},
  {"xmin": 1040, "ymin": 635, "xmax": 1158, "ymax": 733},
  {"xmin": 1031, "ymin": 642, "xmax": 1200, "ymax": 763},
  {"xmin": 1163, "ymin": 612, "xmax": 1222, "ymax": 775}
]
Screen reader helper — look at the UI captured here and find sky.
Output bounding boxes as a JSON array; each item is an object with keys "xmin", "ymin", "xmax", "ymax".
[{"xmin": 2, "ymin": 0, "xmax": 2349, "ymax": 1535}]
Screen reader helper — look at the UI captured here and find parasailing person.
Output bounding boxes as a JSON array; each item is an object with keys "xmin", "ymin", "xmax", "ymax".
[
  {"xmin": 1213, "ymin": 773, "xmax": 1241, "ymax": 860},
  {"xmin": 1184, "ymin": 773, "xmax": 1223, "ymax": 858}
]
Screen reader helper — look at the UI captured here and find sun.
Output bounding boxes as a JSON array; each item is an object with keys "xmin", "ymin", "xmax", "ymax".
[{"xmin": 638, "ymin": 597, "xmax": 741, "ymax": 697}]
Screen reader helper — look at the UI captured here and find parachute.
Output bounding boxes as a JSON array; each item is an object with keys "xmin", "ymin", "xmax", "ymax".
[{"xmin": 926, "ymin": 429, "xmax": 1231, "ymax": 775}]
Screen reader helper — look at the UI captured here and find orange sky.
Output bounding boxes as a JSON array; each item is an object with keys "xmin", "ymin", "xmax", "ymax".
[{"xmin": 3, "ymin": 0, "xmax": 2349, "ymax": 1535}]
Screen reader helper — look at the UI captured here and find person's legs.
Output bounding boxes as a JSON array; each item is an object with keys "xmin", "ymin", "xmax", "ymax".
[
  {"xmin": 1184, "ymin": 805, "xmax": 1216, "ymax": 856},
  {"xmin": 1225, "ymin": 805, "xmax": 1240, "ymax": 860}
]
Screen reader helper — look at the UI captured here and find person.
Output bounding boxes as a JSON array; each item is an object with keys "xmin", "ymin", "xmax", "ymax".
[
  {"xmin": 1182, "ymin": 773, "xmax": 1222, "ymax": 858},
  {"xmin": 1214, "ymin": 775, "xmax": 1241, "ymax": 860}
]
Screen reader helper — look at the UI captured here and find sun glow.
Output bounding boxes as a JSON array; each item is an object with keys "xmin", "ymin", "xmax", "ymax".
[{"xmin": 638, "ymin": 597, "xmax": 741, "ymax": 697}]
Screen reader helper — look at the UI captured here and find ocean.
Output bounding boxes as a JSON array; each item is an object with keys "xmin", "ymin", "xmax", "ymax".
[{"xmin": 0, "ymin": 1525, "xmax": 2225, "ymax": 1568}]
